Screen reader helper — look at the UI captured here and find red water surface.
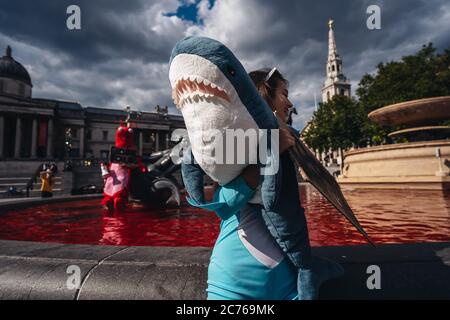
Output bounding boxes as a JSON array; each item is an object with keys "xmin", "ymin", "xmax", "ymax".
[{"xmin": 0, "ymin": 185, "xmax": 449, "ymax": 247}]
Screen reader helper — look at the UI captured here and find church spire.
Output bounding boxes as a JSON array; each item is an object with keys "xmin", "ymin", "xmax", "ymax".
[
  {"xmin": 321, "ymin": 19, "xmax": 351, "ymax": 103},
  {"xmin": 328, "ymin": 19, "xmax": 337, "ymax": 59}
]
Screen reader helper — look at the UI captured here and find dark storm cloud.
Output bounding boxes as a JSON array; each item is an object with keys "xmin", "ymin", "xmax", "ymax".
[
  {"xmin": 0, "ymin": 0, "xmax": 186, "ymax": 112},
  {"xmin": 0, "ymin": 0, "xmax": 179, "ymax": 65},
  {"xmin": 0, "ymin": 0, "xmax": 448, "ymax": 128},
  {"xmin": 214, "ymin": 0, "xmax": 449, "ymax": 81},
  {"xmin": 190, "ymin": 0, "xmax": 449, "ymax": 128}
]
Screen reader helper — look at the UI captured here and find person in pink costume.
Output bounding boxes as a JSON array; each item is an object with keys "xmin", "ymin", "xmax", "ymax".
[{"xmin": 101, "ymin": 122, "xmax": 140, "ymax": 211}]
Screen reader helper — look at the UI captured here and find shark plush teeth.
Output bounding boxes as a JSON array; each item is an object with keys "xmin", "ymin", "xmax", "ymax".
[{"xmin": 172, "ymin": 76, "xmax": 230, "ymax": 108}]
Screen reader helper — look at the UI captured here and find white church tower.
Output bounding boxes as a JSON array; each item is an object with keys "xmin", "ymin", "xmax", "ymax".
[{"xmin": 321, "ymin": 19, "xmax": 351, "ymax": 103}]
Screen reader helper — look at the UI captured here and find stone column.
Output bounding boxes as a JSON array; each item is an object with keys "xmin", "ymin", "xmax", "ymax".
[
  {"xmin": 0, "ymin": 116, "xmax": 4, "ymax": 158},
  {"xmin": 338, "ymin": 147, "xmax": 343, "ymax": 175},
  {"xmin": 328, "ymin": 148, "xmax": 333, "ymax": 166},
  {"xmin": 14, "ymin": 117, "xmax": 21, "ymax": 158},
  {"xmin": 139, "ymin": 131, "xmax": 143, "ymax": 156},
  {"xmin": 46, "ymin": 118, "xmax": 53, "ymax": 159},
  {"xmin": 79, "ymin": 126, "xmax": 85, "ymax": 158},
  {"xmin": 155, "ymin": 132, "xmax": 160, "ymax": 152},
  {"xmin": 31, "ymin": 118, "xmax": 38, "ymax": 158}
]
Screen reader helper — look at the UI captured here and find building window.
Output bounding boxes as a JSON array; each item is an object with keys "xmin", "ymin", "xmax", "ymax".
[
  {"xmin": 72, "ymin": 128, "xmax": 78, "ymax": 138},
  {"xmin": 69, "ymin": 148, "xmax": 80, "ymax": 158},
  {"xmin": 0, "ymin": 80, "xmax": 3, "ymax": 92},
  {"xmin": 102, "ymin": 130, "xmax": 108, "ymax": 141},
  {"xmin": 332, "ymin": 65, "xmax": 335, "ymax": 72},
  {"xmin": 327, "ymin": 91, "xmax": 330, "ymax": 101},
  {"xmin": 100, "ymin": 150, "xmax": 109, "ymax": 159},
  {"xmin": 145, "ymin": 132, "xmax": 157, "ymax": 144},
  {"xmin": 86, "ymin": 129, "xmax": 92, "ymax": 140},
  {"xmin": 18, "ymin": 83, "xmax": 25, "ymax": 96},
  {"xmin": 160, "ymin": 132, "xmax": 169, "ymax": 149},
  {"xmin": 340, "ymin": 89, "xmax": 345, "ymax": 96}
]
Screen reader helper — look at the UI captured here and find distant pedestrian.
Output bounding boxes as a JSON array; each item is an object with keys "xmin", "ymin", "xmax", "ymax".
[
  {"xmin": 50, "ymin": 163, "xmax": 58, "ymax": 175},
  {"xmin": 40, "ymin": 164, "xmax": 56, "ymax": 198}
]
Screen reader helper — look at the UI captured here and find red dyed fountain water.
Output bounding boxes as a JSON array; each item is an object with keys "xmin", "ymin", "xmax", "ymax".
[{"xmin": 0, "ymin": 185, "xmax": 448, "ymax": 247}]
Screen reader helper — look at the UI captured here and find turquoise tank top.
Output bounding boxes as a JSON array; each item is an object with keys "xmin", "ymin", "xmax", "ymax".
[{"xmin": 187, "ymin": 176, "xmax": 298, "ymax": 300}]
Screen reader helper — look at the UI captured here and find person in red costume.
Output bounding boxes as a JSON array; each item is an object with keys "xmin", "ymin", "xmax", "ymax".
[{"xmin": 100, "ymin": 121, "xmax": 143, "ymax": 211}]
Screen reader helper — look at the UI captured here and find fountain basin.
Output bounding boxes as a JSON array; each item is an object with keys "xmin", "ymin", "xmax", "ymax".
[
  {"xmin": 0, "ymin": 185, "xmax": 449, "ymax": 299},
  {"xmin": 338, "ymin": 140, "xmax": 450, "ymax": 190}
]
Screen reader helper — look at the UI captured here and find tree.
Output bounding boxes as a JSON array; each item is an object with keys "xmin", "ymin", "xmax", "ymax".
[
  {"xmin": 357, "ymin": 43, "xmax": 450, "ymax": 113},
  {"xmin": 303, "ymin": 95, "xmax": 366, "ymax": 153}
]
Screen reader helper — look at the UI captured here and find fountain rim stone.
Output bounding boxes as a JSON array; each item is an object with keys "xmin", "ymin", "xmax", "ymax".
[
  {"xmin": 343, "ymin": 139, "xmax": 450, "ymax": 157},
  {"xmin": 368, "ymin": 96, "xmax": 450, "ymax": 126},
  {"xmin": 388, "ymin": 125, "xmax": 450, "ymax": 138}
]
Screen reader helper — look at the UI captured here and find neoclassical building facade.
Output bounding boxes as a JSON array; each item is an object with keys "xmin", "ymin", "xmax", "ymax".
[{"xmin": 0, "ymin": 46, "xmax": 185, "ymax": 162}]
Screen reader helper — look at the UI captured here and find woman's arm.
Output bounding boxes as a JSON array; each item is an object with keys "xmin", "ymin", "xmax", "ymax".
[
  {"xmin": 186, "ymin": 169, "xmax": 257, "ymax": 220},
  {"xmin": 212, "ymin": 121, "xmax": 295, "ymax": 218},
  {"xmin": 212, "ymin": 173, "xmax": 256, "ymax": 220}
]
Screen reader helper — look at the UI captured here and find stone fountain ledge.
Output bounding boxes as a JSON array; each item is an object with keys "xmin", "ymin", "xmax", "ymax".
[
  {"xmin": 0, "ymin": 198, "xmax": 450, "ymax": 299},
  {"xmin": 0, "ymin": 194, "xmax": 103, "ymax": 212}
]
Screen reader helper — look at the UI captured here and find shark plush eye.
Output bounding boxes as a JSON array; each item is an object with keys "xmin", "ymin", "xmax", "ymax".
[
  {"xmin": 128, "ymin": 128, "xmax": 133, "ymax": 133},
  {"xmin": 227, "ymin": 65, "xmax": 236, "ymax": 76}
]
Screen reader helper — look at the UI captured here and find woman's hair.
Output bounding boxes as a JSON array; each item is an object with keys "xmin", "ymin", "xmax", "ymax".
[{"xmin": 248, "ymin": 68, "xmax": 288, "ymax": 110}]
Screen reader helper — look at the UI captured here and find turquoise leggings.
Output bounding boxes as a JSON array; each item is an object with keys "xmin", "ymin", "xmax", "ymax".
[{"xmin": 208, "ymin": 291, "xmax": 298, "ymax": 300}]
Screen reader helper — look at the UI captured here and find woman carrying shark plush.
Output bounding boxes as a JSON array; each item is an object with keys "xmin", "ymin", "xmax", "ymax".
[
  {"xmin": 170, "ymin": 36, "xmax": 343, "ymax": 300},
  {"xmin": 245, "ymin": 67, "xmax": 346, "ymax": 299}
]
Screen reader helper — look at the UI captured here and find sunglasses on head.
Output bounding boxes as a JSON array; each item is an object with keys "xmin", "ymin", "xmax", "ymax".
[{"xmin": 265, "ymin": 67, "xmax": 277, "ymax": 82}]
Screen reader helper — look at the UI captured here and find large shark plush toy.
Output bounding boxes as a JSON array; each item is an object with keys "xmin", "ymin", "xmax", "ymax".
[{"xmin": 169, "ymin": 36, "xmax": 343, "ymax": 299}]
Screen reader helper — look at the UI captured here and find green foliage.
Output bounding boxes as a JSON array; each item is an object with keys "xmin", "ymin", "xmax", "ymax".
[
  {"xmin": 303, "ymin": 95, "xmax": 366, "ymax": 153},
  {"xmin": 357, "ymin": 43, "xmax": 450, "ymax": 114}
]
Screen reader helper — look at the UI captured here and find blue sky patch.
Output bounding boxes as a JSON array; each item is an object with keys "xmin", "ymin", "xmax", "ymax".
[{"xmin": 165, "ymin": 0, "xmax": 215, "ymax": 24}]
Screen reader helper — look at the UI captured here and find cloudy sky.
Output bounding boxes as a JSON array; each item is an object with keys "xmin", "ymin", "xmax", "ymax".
[{"xmin": 1, "ymin": 0, "xmax": 449, "ymax": 130}]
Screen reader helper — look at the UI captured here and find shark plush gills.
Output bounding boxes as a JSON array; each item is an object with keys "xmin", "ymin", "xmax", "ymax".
[{"xmin": 169, "ymin": 36, "xmax": 343, "ymax": 299}]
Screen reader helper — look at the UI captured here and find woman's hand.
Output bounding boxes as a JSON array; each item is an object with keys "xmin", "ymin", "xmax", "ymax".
[{"xmin": 275, "ymin": 111, "xmax": 295, "ymax": 154}]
